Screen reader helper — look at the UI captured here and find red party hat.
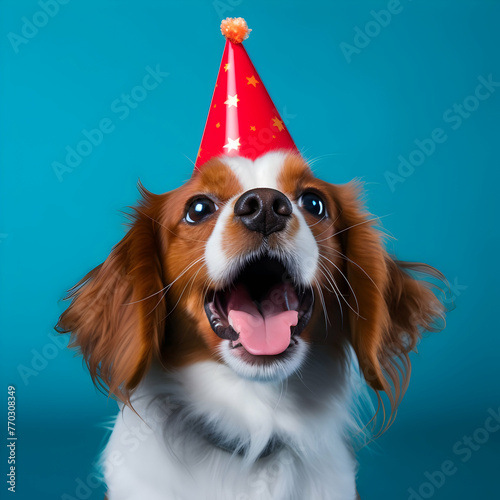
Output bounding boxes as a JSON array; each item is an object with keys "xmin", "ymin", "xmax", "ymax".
[{"xmin": 195, "ymin": 18, "xmax": 298, "ymax": 169}]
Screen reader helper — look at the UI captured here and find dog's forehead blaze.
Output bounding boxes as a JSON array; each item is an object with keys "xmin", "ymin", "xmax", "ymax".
[{"xmin": 181, "ymin": 154, "xmax": 316, "ymax": 202}]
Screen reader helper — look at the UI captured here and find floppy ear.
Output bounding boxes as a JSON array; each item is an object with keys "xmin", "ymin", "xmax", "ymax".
[
  {"xmin": 56, "ymin": 189, "xmax": 167, "ymax": 403},
  {"xmin": 332, "ymin": 182, "xmax": 444, "ymax": 408}
]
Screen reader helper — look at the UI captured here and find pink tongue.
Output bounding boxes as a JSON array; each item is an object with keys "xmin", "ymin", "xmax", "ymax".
[{"xmin": 227, "ymin": 283, "xmax": 299, "ymax": 355}]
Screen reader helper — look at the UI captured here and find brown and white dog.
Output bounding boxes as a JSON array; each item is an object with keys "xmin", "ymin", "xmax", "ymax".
[{"xmin": 57, "ymin": 151, "xmax": 444, "ymax": 499}]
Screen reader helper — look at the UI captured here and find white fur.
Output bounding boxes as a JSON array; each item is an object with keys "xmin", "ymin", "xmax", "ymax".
[
  {"xmin": 287, "ymin": 201, "xmax": 319, "ymax": 285},
  {"xmin": 204, "ymin": 193, "xmax": 239, "ymax": 284},
  {"xmin": 224, "ymin": 151, "xmax": 286, "ymax": 191},
  {"xmin": 103, "ymin": 356, "xmax": 364, "ymax": 500}
]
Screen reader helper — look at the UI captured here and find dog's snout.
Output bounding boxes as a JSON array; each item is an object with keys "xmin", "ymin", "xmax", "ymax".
[{"xmin": 234, "ymin": 188, "xmax": 292, "ymax": 236}]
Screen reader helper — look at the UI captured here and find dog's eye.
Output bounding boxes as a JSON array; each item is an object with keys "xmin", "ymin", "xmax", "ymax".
[
  {"xmin": 185, "ymin": 198, "xmax": 218, "ymax": 224},
  {"xmin": 298, "ymin": 192, "xmax": 326, "ymax": 218}
]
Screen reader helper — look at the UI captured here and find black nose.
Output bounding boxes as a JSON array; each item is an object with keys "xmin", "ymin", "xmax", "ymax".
[{"xmin": 234, "ymin": 188, "xmax": 292, "ymax": 236}]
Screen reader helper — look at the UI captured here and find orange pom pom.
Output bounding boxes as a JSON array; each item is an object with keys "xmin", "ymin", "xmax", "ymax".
[{"xmin": 220, "ymin": 17, "xmax": 251, "ymax": 44}]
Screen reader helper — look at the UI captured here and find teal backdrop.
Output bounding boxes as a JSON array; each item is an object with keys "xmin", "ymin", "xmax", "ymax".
[{"xmin": 1, "ymin": 1, "xmax": 499, "ymax": 499}]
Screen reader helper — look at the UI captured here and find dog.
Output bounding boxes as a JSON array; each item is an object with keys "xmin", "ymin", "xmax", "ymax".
[{"xmin": 57, "ymin": 151, "xmax": 444, "ymax": 499}]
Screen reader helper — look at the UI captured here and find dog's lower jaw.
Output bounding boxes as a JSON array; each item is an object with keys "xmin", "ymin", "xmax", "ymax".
[
  {"xmin": 102, "ymin": 357, "xmax": 360, "ymax": 500},
  {"xmin": 218, "ymin": 337, "xmax": 309, "ymax": 382}
]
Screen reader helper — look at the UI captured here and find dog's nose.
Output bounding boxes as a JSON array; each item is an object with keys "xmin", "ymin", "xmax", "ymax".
[{"xmin": 234, "ymin": 188, "xmax": 292, "ymax": 236}]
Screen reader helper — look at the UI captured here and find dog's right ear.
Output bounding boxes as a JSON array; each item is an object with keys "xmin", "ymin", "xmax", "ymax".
[
  {"xmin": 56, "ymin": 188, "xmax": 167, "ymax": 403},
  {"xmin": 328, "ymin": 182, "xmax": 445, "ymax": 411}
]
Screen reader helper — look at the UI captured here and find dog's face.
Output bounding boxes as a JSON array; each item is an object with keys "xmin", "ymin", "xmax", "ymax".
[
  {"xmin": 161, "ymin": 152, "xmax": 339, "ymax": 382},
  {"xmin": 57, "ymin": 152, "xmax": 442, "ymax": 406}
]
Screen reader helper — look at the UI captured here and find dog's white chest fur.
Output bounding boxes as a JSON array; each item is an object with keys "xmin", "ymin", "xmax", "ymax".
[{"xmin": 103, "ymin": 360, "xmax": 359, "ymax": 500}]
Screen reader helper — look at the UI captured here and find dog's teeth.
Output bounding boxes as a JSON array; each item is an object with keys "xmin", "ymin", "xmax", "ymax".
[{"xmin": 228, "ymin": 315, "xmax": 234, "ymax": 329}]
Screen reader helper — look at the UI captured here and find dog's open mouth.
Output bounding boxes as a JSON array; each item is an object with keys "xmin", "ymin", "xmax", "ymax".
[{"xmin": 204, "ymin": 256, "xmax": 314, "ymax": 356}]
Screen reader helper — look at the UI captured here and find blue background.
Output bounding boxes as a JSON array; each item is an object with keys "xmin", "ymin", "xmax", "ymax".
[{"xmin": 1, "ymin": 1, "xmax": 499, "ymax": 499}]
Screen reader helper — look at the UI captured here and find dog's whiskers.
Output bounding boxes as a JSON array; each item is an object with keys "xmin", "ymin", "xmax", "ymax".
[
  {"xmin": 304, "ymin": 152, "xmax": 342, "ymax": 168},
  {"xmin": 319, "ymin": 254, "xmax": 363, "ymax": 319},
  {"xmin": 318, "ymin": 244, "xmax": 383, "ymax": 299},
  {"xmin": 316, "ymin": 262, "xmax": 344, "ymax": 328},
  {"xmin": 306, "ymin": 215, "xmax": 327, "ymax": 228},
  {"xmin": 317, "ymin": 215, "xmax": 388, "ymax": 243},
  {"xmin": 312, "ymin": 210, "xmax": 343, "ymax": 239},
  {"xmin": 136, "ymin": 209, "xmax": 211, "ymax": 244},
  {"xmin": 161, "ymin": 258, "xmax": 206, "ymax": 320},
  {"xmin": 312, "ymin": 277, "xmax": 330, "ymax": 331},
  {"xmin": 126, "ymin": 256, "xmax": 206, "ymax": 308},
  {"xmin": 201, "ymin": 276, "xmax": 216, "ymax": 308}
]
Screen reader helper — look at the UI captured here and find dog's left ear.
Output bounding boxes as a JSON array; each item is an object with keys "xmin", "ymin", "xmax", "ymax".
[
  {"xmin": 329, "ymin": 182, "xmax": 445, "ymax": 406},
  {"xmin": 56, "ymin": 187, "xmax": 167, "ymax": 403}
]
